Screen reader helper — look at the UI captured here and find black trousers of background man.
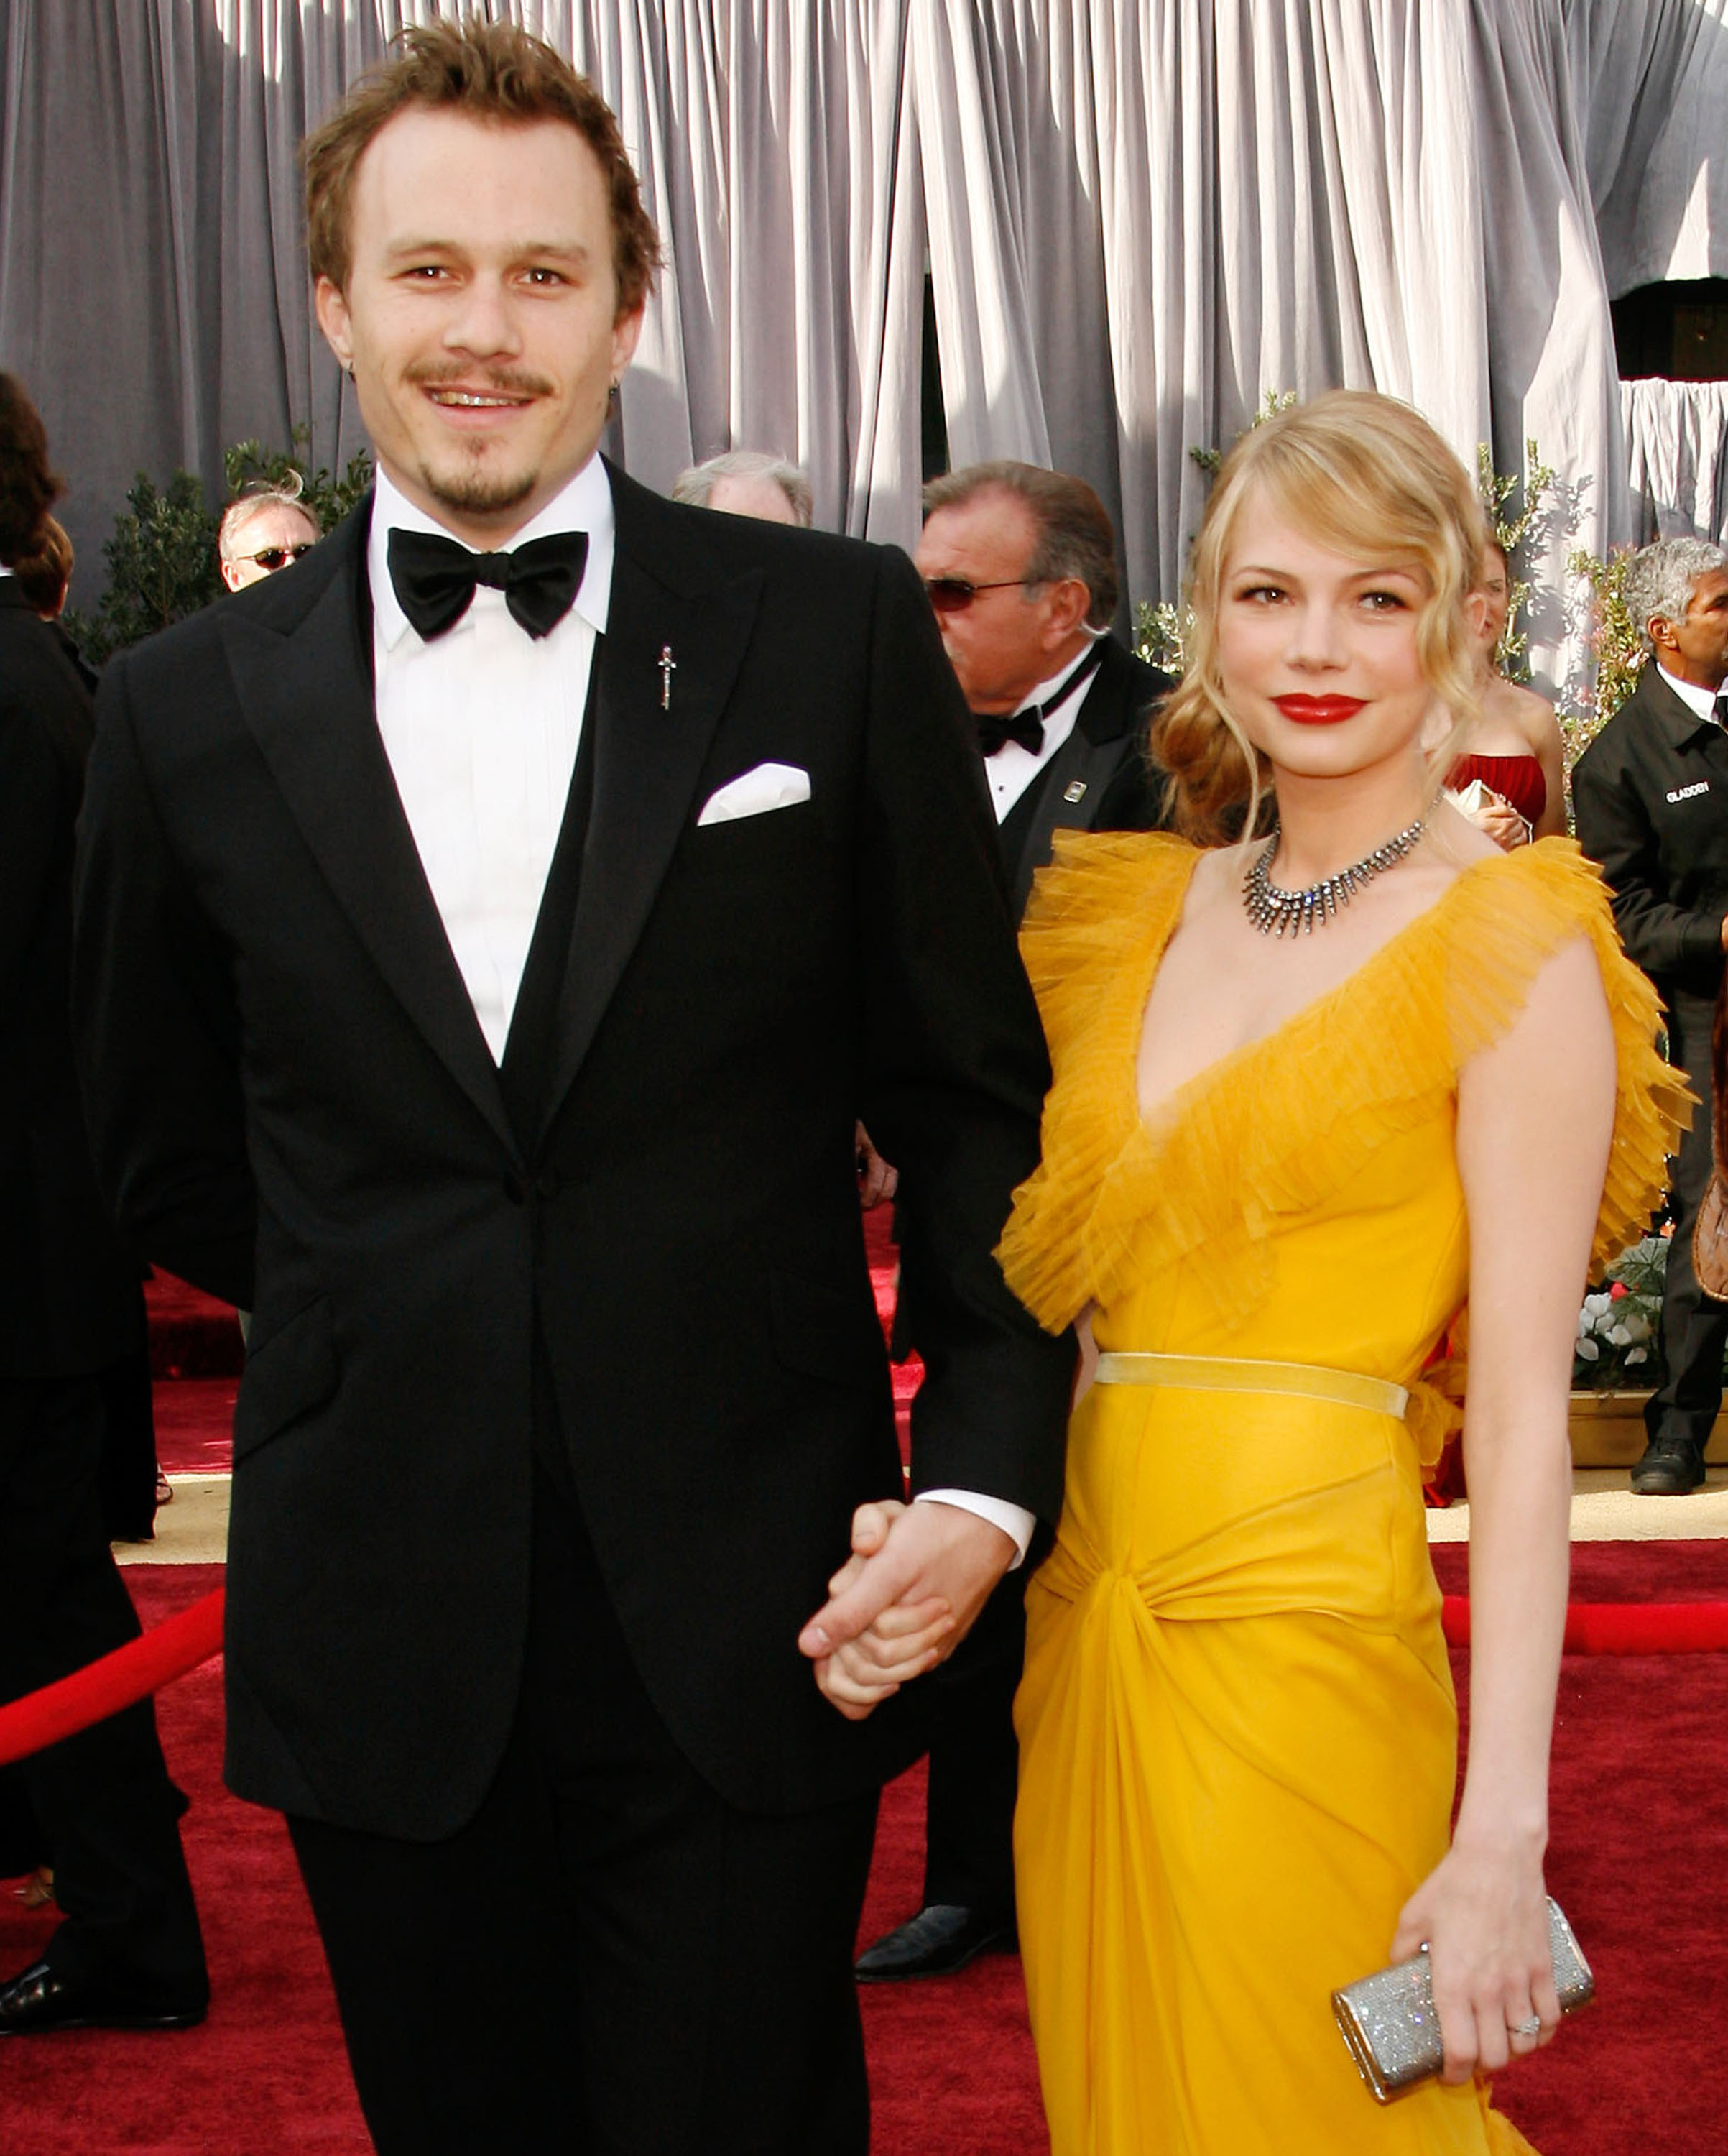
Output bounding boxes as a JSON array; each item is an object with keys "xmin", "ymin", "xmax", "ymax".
[
  {"xmin": 0, "ymin": 1376, "xmax": 205, "ymax": 2001},
  {"xmin": 290, "ymin": 1457, "xmax": 879, "ymax": 2156},
  {"xmin": 1649, "ymin": 989, "xmax": 1728, "ymax": 1451}
]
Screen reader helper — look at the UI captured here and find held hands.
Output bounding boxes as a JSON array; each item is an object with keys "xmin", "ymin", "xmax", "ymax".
[
  {"xmin": 1390, "ymin": 1830, "xmax": 1559, "ymax": 2084},
  {"xmin": 798, "ymin": 1498, "xmax": 1017, "ymax": 1720}
]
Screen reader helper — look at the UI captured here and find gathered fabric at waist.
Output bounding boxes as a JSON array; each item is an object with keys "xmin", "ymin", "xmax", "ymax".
[
  {"xmin": 1037, "ymin": 1358, "xmax": 1443, "ymax": 1650},
  {"xmin": 1094, "ymin": 1350, "xmax": 1409, "ymax": 1422}
]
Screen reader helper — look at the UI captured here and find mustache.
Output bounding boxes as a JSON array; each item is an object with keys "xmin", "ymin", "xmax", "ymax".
[{"xmin": 405, "ymin": 362, "xmax": 555, "ymax": 398}]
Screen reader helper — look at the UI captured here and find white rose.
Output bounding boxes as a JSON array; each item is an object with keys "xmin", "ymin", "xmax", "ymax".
[
  {"xmin": 1575, "ymin": 1337, "xmax": 1600, "ymax": 1361},
  {"xmin": 1625, "ymin": 1347, "xmax": 1648, "ymax": 1365}
]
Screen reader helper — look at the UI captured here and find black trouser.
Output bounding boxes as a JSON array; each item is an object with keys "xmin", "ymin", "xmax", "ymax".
[
  {"xmin": 290, "ymin": 1462, "xmax": 879, "ymax": 2156},
  {"xmin": 0, "ymin": 1375, "xmax": 205, "ymax": 1999},
  {"xmin": 921, "ymin": 1570, "xmax": 1022, "ymax": 1918},
  {"xmin": 1648, "ymin": 989, "xmax": 1728, "ymax": 1452}
]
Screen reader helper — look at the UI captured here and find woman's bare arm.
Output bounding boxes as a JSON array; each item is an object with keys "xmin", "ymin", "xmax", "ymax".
[{"xmin": 1391, "ymin": 931, "xmax": 1614, "ymax": 2081}]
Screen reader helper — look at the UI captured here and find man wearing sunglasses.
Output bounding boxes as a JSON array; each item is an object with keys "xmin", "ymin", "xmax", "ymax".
[
  {"xmin": 856, "ymin": 460, "xmax": 1173, "ymax": 1985},
  {"xmin": 217, "ymin": 481, "xmax": 322, "ymax": 592}
]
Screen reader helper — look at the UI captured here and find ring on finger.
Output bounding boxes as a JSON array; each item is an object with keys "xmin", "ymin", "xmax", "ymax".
[{"xmin": 1509, "ymin": 2015, "xmax": 1541, "ymax": 2040}]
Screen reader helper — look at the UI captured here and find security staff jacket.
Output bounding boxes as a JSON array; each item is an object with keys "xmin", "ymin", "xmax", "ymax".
[{"xmin": 1571, "ymin": 661, "xmax": 1728, "ymax": 1003}]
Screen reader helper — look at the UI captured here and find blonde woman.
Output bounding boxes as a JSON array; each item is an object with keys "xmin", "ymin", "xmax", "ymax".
[{"xmin": 995, "ymin": 392, "xmax": 1682, "ymax": 2152}]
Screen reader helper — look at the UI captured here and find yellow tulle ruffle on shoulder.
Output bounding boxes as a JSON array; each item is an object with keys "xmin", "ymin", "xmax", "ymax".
[{"xmin": 999, "ymin": 831, "xmax": 1688, "ymax": 1353}]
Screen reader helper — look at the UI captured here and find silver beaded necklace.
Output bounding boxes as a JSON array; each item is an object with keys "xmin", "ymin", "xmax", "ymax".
[{"xmin": 1243, "ymin": 816, "xmax": 1426, "ymax": 938}]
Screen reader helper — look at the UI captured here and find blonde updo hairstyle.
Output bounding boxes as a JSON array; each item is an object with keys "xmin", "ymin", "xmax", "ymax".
[{"xmin": 1152, "ymin": 389, "xmax": 1490, "ymax": 847}]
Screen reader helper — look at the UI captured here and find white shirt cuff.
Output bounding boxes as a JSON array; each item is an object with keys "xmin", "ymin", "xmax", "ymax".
[{"xmin": 915, "ymin": 1489, "xmax": 1038, "ymax": 1569}]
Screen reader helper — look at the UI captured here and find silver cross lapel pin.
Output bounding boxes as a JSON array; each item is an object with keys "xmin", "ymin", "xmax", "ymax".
[{"xmin": 658, "ymin": 644, "xmax": 678, "ymax": 711}]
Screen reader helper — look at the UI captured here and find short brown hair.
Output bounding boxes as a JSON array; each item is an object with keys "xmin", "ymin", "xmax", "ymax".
[
  {"xmin": 11, "ymin": 513, "xmax": 73, "ymax": 613},
  {"xmin": 0, "ymin": 373, "xmax": 63, "ymax": 564},
  {"xmin": 923, "ymin": 461, "xmax": 1119, "ymax": 627},
  {"xmin": 302, "ymin": 19, "xmax": 661, "ymax": 315}
]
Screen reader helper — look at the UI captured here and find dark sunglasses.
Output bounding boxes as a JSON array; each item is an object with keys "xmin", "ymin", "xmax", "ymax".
[
  {"xmin": 242, "ymin": 543, "xmax": 317, "ymax": 572},
  {"xmin": 922, "ymin": 574, "xmax": 1040, "ymax": 615}
]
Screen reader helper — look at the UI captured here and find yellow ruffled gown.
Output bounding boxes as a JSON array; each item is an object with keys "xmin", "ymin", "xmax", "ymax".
[{"xmin": 997, "ymin": 834, "xmax": 1683, "ymax": 2156}]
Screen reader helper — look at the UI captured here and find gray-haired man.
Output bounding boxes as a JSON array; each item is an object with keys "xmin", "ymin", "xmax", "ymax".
[
  {"xmin": 670, "ymin": 449, "xmax": 813, "ymax": 528},
  {"xmin": 1574, "ymin": 535, "xmax": 1728, "ymax": 1493}
]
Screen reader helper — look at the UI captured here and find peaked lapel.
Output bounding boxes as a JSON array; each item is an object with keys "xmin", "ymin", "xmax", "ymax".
[
  {"xmin": 221, "ymin": 505, "xmax": 516, "ymax": 1155},
  {"xmin": 537, "ymin": 468, "xmax": 762, "ymax": 1142}
]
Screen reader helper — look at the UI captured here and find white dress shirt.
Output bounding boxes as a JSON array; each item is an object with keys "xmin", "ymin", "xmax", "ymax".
[
  {"xmin": 983, "ymin": 639, "xmax": 1106, "ymax": 824},
  {"xmin": 367, "ymin": 457, "xmax": 1034, "ymax": 1563},
  {"xmin": 370, "ymin": 460, "xmax": 614, "ymax": 1062},
  {"xmin": 1658, "ymin": 663, "xmax": 1728, "ymax": 728}
]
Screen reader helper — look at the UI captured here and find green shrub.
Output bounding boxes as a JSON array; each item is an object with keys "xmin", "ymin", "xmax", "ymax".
[
  {"xmin": 63, "ymin": 430, "xmax": 374, "ymax": 669},
  {"xmin": 61, "ymin": 471, "xmax": 221, "ymax": 668}
]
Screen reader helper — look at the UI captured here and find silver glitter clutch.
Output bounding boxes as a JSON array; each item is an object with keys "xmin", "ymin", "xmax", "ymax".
[{"xmin": 1331, "ymin": 1898, "xmax": 1594, "ymax": 2104}]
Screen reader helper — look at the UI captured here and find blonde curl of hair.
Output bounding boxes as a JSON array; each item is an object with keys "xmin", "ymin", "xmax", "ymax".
[{"xmin": 1151, "ymin": 390, "xmax": 1491, "ymax": 847}]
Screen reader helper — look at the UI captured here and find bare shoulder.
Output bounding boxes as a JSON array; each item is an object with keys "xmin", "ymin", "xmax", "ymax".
[
  {"xmin": 1503, "ymin": 678, "xmax": 1564, "ymax": 750},
  {"xmin": 1181, "ymin": 840, "xmax": 1255, "ymax": 922}
]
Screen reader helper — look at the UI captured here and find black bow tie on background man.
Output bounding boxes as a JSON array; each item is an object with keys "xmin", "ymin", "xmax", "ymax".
[
  {"xmin": 971, "ymin": 638, "xmax": 1108, "ymax": 759},
  {"xmin": 387, "ymin": 527, "xmax": 589, "ymax": 642},
  {"xmin": 973, "ymin": 706, "xmax": 1046, "ymax": 757}
]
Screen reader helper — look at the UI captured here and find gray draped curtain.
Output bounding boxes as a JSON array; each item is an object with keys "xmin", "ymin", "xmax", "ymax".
[
  {"xmin": 1565, "ymin": 0, "xmax": 1728, "ymax": 297},
  {"xmin": 1, "ymin": 0, "xmax": 1722, "ymax": 677},
  {"xmin": 1623, "ymin": 377, "xmax": 1728, "ymax": 544},
  {"xmin": 912, "ymin": 0, "xmax": 1631, "ymax": 683}
]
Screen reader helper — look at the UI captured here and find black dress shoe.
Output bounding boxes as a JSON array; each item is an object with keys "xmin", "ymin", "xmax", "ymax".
[
  {"xmin": 854, "ymin": 1903, "xmax": 1017, "ymax": 1981},
  {"xmin": 0, "ymin": 1961, "xmax": 206, "ymax": 2035},
  {"xmin": 1630, "ymin": 1433, "xmax": 1707, "ymax": 1496}
]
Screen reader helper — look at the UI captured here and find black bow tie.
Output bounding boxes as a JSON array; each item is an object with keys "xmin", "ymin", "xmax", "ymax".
[
  {"xmin": 974, "ymin": 706, "xmax": 1045, "ymax": 757},
  {"xmin": 387, "ymin": 527, "xmax": 589, "ymax": 642}
]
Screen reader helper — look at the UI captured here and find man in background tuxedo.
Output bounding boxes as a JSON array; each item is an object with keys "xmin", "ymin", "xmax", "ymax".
[
  {"xmin": 0, "ymin": 372, "xmax": 206, "ymax": 2035},
  {"xmin": 1574, "ymin": 535, "xmax": 1728, "ymax": 1498},
  {"xmin": 855, "ymin": 463, "xmax": 1173, "ymax": 1981},
  {"xmin": 73, "ymin": 25, "xmax": 1070, "ymax": 2155}
]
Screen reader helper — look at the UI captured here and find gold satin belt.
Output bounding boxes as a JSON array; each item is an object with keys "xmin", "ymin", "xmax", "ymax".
[{"xmin": 1092, "ymin": 1351, "xmax": 1409, "ymax": 1421}]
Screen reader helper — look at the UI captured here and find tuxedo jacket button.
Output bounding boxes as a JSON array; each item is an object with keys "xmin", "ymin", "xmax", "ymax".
[
  {"xmin": 501, "ymin": 1172, "xmax": 527, "ymax": 1206},
  {"xmin": 535, "ymin": 1169, "xmax": 563, "ymax": 1202}
]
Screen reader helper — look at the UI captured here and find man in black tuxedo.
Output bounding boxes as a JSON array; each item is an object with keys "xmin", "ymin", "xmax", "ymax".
[
  {"xmin": 1574, "ymin": 535, "xmax": 1728, "ymax": 1496},
  {"xmin": 856, "ymin": 461, "xmax": 1172, "ymax": 1981},
  {"xmin": 73, "ymin": 26, "xmax": 1070, "ymax": 2155},
  {"xmin": 0, "ymin": 373, "xmax": 206, "ymax": 2035}
]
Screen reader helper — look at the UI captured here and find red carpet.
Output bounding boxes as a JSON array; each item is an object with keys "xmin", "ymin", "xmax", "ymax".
[
  {"xmin": 153, "ymin": 1379, "xmax": 237, "ymax": 1477},
  {"xmin": 5, "ymin": 1566, "xmax": 1728, "ymax": 2152},
  {"xmin": 144, "ymin": 1273, "xmax": 243, "ymax": 1381}
]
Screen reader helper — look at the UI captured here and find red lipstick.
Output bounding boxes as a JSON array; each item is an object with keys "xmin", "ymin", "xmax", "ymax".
[{"xmin": 1273, "ymin": 694, "xmax": 1367, "ymax": 726}]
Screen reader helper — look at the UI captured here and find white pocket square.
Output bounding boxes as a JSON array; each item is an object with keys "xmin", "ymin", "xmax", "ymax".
[{"xmin": 696, "ymin": 762, "xmax": 812, "ymax": 826}]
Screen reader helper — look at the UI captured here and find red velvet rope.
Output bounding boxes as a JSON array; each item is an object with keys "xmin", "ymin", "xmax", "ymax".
[
  {"xmin": 0, "ymin": 1588, "xmax": 225, "ymax": 1769},
  {"xmin": 1441, "ymin": 1593, "xmax": 1728, "ymax": 1654},
  {"xmin": 0, "ymin": 1585, "xmax": 1725, "ymax": 1772}
]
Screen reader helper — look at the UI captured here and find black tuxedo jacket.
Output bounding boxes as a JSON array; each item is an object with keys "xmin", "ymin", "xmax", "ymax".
[
  {"xmin": 0, "ymin": 585, "xmax": 139, "ymax": 1378},
  {"xmin": 997, "ymin": 636, "xmax": 1175, "ymax": 917},
  {"xmin": 73, "ymin": 469, "xmax": 1073, "ymax": 1836},
  {"xmin": 1573, "ymin": 662, "xmax": 1728, "ymax": 1002}
]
